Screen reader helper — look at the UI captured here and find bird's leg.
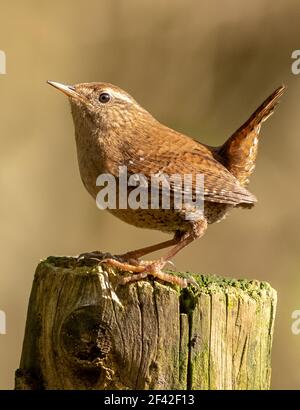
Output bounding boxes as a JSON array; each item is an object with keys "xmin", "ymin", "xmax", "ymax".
[
  {"xmin": 118, "ymin": 232, "xmax": 182, "ymax": 260},
  {"xmin": 159, "ymin": 224, "xmax": 205, "ymax": 262},
  {"xmin": 77, "ymin": 233, "xmax": 182, "ymax": 266},
  {"xmin": 104, "ymin": 219, "xmax": 208, "ymax": 287}
]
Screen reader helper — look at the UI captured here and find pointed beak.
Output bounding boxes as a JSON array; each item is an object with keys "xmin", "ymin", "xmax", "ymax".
[{"xmin": 47, "ymin": 80, "xmax": 89, "ymax": 105}]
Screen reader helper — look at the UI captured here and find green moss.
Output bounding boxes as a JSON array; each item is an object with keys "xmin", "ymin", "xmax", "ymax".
[
  {"xmin": 41, "ymin": 256, "xmax": 275, "ymax": 301},
  {"xmin": 171, "ymin": 270, "xmax": 274, "ymax": 300}
]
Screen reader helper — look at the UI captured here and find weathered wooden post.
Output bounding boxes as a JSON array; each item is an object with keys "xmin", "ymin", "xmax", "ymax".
[{"xmin": 15, "ymin": 256, "xmax": 277, "ymax": 390}]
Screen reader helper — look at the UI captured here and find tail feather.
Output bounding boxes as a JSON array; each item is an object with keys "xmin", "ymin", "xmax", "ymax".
[
  {"xmin": 216, "ymin": 85, "xmax": 286, "ymax": 187},
  {"xmin": 242, "ymin": 85, "xmax": 285, "ymax": 128}
]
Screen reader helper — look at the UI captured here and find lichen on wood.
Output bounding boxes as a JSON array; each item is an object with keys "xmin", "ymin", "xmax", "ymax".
[{"xmin": 15, "ymin": 256, "xmax": 277, "ymax": 390}]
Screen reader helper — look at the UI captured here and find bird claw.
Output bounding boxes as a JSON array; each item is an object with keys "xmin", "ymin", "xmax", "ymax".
[
  {"xmin": 186, "ymin": 276, "xmax": 199, "ymax": 288},
  {"xmin": 76, "ymin": 253, "xmax": 197, "ymax": 289},
  {"xmin": 77, "ymin": 251, "xmax": 112, "ymax": 262},
  {"xmin": 100, "ymin": 257, "xmax": 145, "ymax": 273},
  {"xmin": 77, "ymin": 252, "xmax": 139, "ymax": 266},
  {"xmin": 165, "ymin": 259, "xmax": 176, "ymax": 270}
]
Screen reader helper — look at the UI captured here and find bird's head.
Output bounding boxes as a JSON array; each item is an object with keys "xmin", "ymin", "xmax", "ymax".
[{"xmin": 47, "ymin": 81, "xmax": 151, "ymax": 131}]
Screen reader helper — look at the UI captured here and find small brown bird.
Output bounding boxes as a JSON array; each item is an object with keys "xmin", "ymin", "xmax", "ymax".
[{"xmin": 48, "ymin": 80, "xmax": 285, "ymax": 287}]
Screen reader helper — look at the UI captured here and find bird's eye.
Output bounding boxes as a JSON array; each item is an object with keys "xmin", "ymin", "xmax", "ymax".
[{"xmin": 99, "ymin": 92, "xmax": 111, "ymax": 103}]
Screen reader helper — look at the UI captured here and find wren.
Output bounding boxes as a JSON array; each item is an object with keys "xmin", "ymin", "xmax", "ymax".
[{"xmin": 48, "ymin": 80, "xmax": 285, "ymax": 287}]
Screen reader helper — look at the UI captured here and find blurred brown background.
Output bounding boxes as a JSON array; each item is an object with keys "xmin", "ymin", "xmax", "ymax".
[{"xmin": 0, "ymin": 0, "xmax": 299, "ymax": 389}]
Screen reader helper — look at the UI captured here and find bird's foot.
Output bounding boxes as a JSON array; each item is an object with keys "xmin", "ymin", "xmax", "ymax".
[
  {"xmin": 77, "ymin": 252, "xmax": 197, "ymax": 288},
  {"xmin": 77, "ymin": 251, "xmax": 140, "ymax": 267},
  {"xmin": 77, "ymin": 251, "xmax": 113, "ymax": 265},
  {"xmin": 101, "ymin": 257, "xmax": 197, "ymax": 288}
]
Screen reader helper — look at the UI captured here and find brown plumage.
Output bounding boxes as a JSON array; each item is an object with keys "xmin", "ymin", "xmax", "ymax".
[
  {"xmin": 48, "ymin": 81, "xmax": 285, "ymax": 287},
  {"xmin": 215, "ymin": 86, "xmax": 285, "ymax": 187}
]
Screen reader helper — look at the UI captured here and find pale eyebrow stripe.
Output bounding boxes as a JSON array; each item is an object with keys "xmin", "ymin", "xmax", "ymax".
[{"xmin": 106, "ymin": 89, "xmax": 133, "ymax": 104}]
